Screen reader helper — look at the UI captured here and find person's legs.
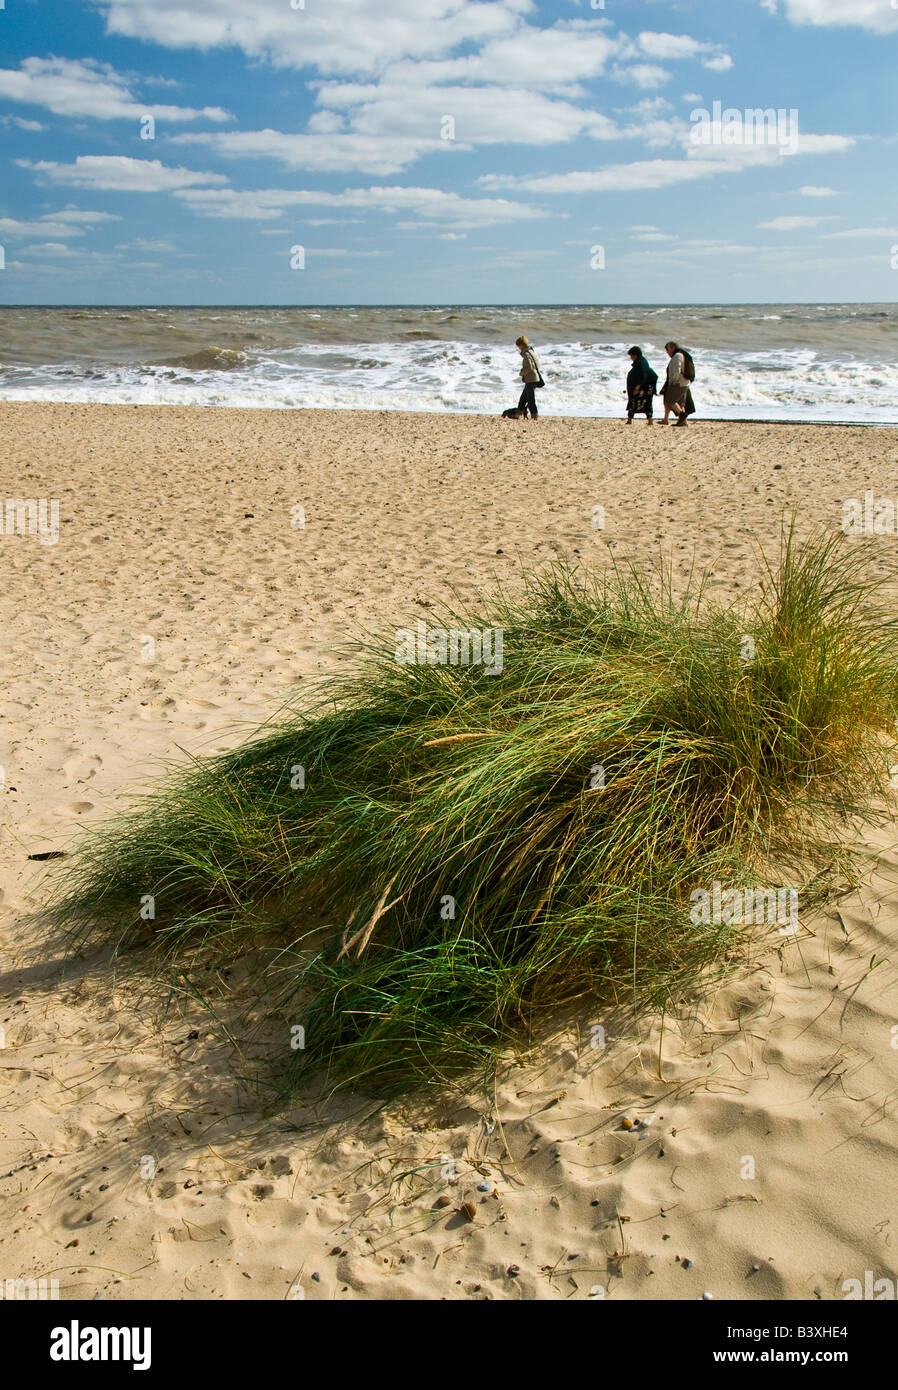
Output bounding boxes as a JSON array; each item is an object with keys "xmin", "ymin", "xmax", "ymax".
[
  {"xmin": 525, "ymin": 383, "xmax": 538, "ymax": 418},
  {"xmin": 517, "ymin": 385, "xmax": 533, "ymax": 417}
]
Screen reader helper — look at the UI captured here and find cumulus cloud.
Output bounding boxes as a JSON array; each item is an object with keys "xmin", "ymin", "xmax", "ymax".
[
  {"xmin": 480, "ymin": 158, "xmax": 723, "ymax": 193},
  {"xmin": 629, "ymin": 224, "xmax": 677, "ymax": 240},
  {"xmin": 171, "ymin": 129, "xmax": 445, "ymax": 176},
  {"xmin": 22, "ymin": 242, "xmax": 79, "ymax": 255},
  {"xmin": 90, "ymin": 0, "xmax": 527, "ymax": 76},
  {"xmin": 175, "ymin": 182, "xmax": 545, "ymax": 227},
  {"xmin": 762, "ymin": 0, "xmax": 898, "ymax": 33},
  {"xmin": 825, "ymin": 225, "xmax": 898, "ymax": 239},
  {"xmin": 387, "ymin": 21, "xmax": 621, "ymax": 90},
  {"xmin": 19, "ymin": 155, "xmax": 229, "ymax": 192},
  {"xmin": 480, "ymin": 126, "xmax": 854, "ymax": 194},
  {"xmin": 757, "ymin": 214, "xmax": 839, "ymax": 228},
  {"xmin": 173, "ymin": 84, "xmax": 621, "ymax": 174},
  {"xmin": 316, "ymin": 80, "xmax": 619, "ymax": 141},
  {"xmin": 0, "ymin": 57, "xmax": 230, "ymax": 122},
  {"xmin": 611, "ymin": 64, "xmax": 671, "ymax": 89},
  {"xmin": 0, "ymin": 209, "xmax": 120, "ymax": 238}
]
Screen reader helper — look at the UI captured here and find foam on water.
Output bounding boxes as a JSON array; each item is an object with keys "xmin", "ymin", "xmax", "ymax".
[{"xmin": 0, "ymin": 306, "xmax": 896, "ymax": 423}]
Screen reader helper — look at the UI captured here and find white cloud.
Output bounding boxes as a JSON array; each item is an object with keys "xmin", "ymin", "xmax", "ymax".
[
  {"xmin": 0, "ymin": 217, "xmax": 82, "ymax": 238},
  {"xmin": 0, "ymin": 57, "xmax": 230, "ymax": 122},
  {"xmin": 22, "ymin": 242, "xmax": 78, "ymax": 256},
  {"xmin": 90, "ymin": 0, "xmax": 528, "ymax": 76},
  {"xmin": 390, "ymin": 21, "xmax": 621, "ymax": 90},
  {"xmin": 480, "ymin": 126, "xmax": 854, "ymax": 194},
  {"xmin": 172, "ymin": 129, "xmax": 444, "ymax": 176},
  {"xmin": 635, "ymin": 30, "xmax": 731, "ymax": 73},
  {"xmin": 176, "ymin": 183, "xmax": 545, "ymax": 227},
  {"xmin": 481, "ymin": 157, "xmax": 722, "ymax": 193},
  {"xmin": 0, "ymin": 114, "xmax": 45, "ymax": 131},
  {"xmin": 321, "ymin": 78, "xmax": 620, "ymax": 139},
  {"xmin": 757, "ymin": 214, "xmax": 839, "ymax": 229},
  {"xmin": 51, "ymin": 207, "xmax": 122, "ymax": 223},
  {"xmin": 0, "ymin": 209, "xmax": 119, "ymax": 238},
  {"xmin": 825, "ymin": 226, "xmax": 898, "ymax": 239},
  {"xmin": 19, "ymin": 155, "xmax": 229, "ymax": 192},
  {"xmin": 174, "ymin": 82, "xmax": 622, "ymax": 174},
  {"xmin": 130, "ymin": 236, "xmax": 178, "ymax": 250},
  {"xmin": 91, "ymin": 0, "xmax": 736, "ymax": 91},
  {"xmin": 637, "ymin": 32, "xmax": 708, "ymax": 61},
  {"xmin": 683, "ymin": 133, "xmax": 853, "ymax": 165},
  {"xmin": 798, "ymin": 184, "xmax": 838, "ymax": 197},
  {"xmin": 304, "ymin": 248, "xmax": 384, "ymax": 257},
  {"xmin": 762, "ymin": 0, "xmax": 898, "ymax": 33},
  {"xmin": 613, "ymin": 64, "xmax": 670, "ymax": 89},
  {"xmin": 681, "ymin": 239, "xmax": 759, "ymax": 254}
]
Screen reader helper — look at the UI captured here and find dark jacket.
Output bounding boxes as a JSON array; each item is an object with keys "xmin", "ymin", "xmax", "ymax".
[{"xmin": 627, "ymin": 355, "xmax": 658, "ymax": 404}]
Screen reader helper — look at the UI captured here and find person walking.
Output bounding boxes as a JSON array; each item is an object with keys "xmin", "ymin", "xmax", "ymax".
[
  {"xmin": 515, "ymin": 335, "xmax": 542, "ymax": 419},
  {"xmin": 625, "ymin": 346, "xmax": 657, "ymax": 424},
  {"xmin": 661, "ymin": 341, "xmax": 690, "ymax": 425}
]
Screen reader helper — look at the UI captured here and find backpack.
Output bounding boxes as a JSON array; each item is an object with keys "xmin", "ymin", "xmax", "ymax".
[{"xmin": 681, "ymin": 350, "xmax": 696, "ymax": 382}]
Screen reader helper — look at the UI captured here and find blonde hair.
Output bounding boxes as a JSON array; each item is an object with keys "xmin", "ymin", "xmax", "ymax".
[{"xmin": 515, "ymin": 335, "xmax": 529, "ymax": 348}]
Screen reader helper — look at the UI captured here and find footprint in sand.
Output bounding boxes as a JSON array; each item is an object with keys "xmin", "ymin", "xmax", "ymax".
[
  {"xmin": 58, "ymin": 801, "xmax": 94, "ymax": 816},
  {"xmin": 61, "ymin": 752, "xmax": 104, "ymax": 783}
]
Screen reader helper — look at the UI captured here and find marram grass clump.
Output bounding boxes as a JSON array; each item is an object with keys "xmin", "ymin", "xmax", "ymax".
[{"xmin": 47, "ymin": 527, "xmax": 898, "ymax": 1092}]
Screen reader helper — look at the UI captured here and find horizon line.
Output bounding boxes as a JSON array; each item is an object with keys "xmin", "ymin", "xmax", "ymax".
[{"xmin": 1, "ymin": 300, "xmax": 896, "ymax": 311}]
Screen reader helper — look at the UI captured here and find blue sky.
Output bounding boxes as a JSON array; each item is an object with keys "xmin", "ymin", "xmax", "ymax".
[{"xmin": 0, "ymin": 0, "xmax": 896, "ymax": 304}]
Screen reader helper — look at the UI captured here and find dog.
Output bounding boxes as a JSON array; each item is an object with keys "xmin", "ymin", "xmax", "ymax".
[{"xmin": 501, "ymin": 407, "xmax": 525, "ymax": 419}]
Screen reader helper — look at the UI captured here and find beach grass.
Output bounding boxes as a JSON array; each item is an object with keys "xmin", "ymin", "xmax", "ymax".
[{"xmin": 46, "ymin": 524, "xmax": 898, "ymax": 1092}]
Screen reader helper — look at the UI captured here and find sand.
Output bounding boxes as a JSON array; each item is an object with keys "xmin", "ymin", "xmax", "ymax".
[{"xmin": 1, "ymin": 402, "xmax": 897, "ymax": 1302}]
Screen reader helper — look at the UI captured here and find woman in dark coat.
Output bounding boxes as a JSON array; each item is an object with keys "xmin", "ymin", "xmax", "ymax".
[{"xmin": 625, "ymin": 346, "xmax": 657, "ymax": 424}]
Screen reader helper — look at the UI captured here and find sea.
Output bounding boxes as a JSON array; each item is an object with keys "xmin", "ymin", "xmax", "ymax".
[{"xmin": 0, "ymin": 304, "xmax": 895, "ymax": 423}]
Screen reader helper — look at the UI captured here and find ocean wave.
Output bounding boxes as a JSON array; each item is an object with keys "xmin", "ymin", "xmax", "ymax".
[
  {"xmin": 1, "ymin": 313, "xmax": 897, "ymax": 423},
  {"xmin": 159, "ymin": 345, "xmax": 249, "ymax": 371}
]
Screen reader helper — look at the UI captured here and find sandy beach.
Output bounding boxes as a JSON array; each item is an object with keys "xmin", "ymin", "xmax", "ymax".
[{"xmin": 2, "ymin": 401, "xmax": 897, "ymax": 1302}]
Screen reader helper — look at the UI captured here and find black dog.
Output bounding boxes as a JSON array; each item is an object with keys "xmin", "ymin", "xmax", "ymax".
[{"xmin": 501, "ymin": 407, "xmax": 524, "ymax": 419}]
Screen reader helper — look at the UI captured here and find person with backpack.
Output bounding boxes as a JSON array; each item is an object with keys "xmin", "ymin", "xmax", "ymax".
[
  {"xmin": 661, "ymin": 341, "xmax": 695, "ymax": 426},
  {"xmin": 515, "ymin": 335, "xmax": 544, "ymax": 419},
  {"xmin": 625, "ymin": 346, "xmax": 658, "ymax": 424}
]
